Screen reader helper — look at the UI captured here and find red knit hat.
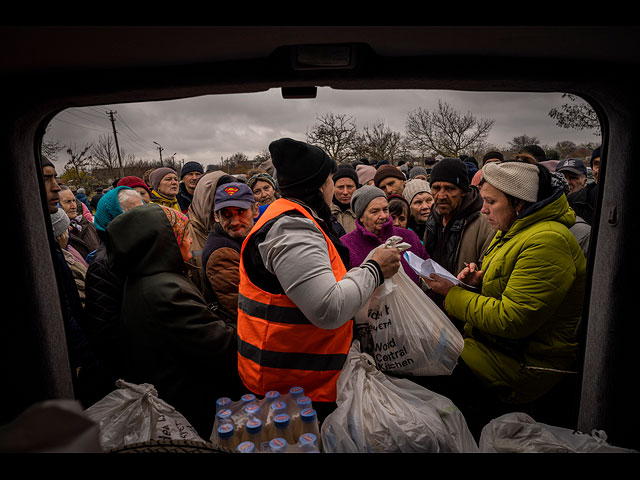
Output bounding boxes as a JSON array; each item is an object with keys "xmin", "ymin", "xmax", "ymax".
[{"xmin": 117, "ymin": 176, "xmax": 152, "ymax": 197}]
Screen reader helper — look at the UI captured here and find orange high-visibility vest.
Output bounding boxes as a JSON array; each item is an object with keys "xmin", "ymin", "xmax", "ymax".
[{"xmin": 237, "ymin": 198, "xmax": 352, "ymax": 402}]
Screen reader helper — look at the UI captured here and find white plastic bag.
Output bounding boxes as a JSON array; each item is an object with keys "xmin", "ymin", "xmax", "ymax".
[
  {"xmin": 355, "ymin": 238, "xmax": 464, "ymax": 376},
  {"xmin": 479, "ymin": 412, "xmax": 638, "ymax": 453},
  {"xmin": 84, "ymin": 379, "xmax": 204, "ymax": 451},
  {"xmin": 320, "ymin": 341, "xmax": 479, "ymax": 453},
  {"xmin": 0, "ymin": 400, "xmax": 103, "ymax": 453}
]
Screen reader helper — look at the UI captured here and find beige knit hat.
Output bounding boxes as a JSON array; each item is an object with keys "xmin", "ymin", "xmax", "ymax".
[
  {"xmin": 482, "ymin": 161, "xmax": 539, "ymax": 203},
  {"xmin": 402, "ymin": 179, "xmax": 431, "ymax": 204}
]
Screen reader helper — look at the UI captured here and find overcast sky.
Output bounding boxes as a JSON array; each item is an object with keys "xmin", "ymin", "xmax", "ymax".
[{"xmin": 44, "ymin": 88, "xmax": 601, "ymax": 171}]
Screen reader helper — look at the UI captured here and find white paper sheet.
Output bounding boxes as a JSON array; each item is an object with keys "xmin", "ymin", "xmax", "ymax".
[{"xmin": 403, "ymin": 251, "xmax": 462, "ymax": 285}]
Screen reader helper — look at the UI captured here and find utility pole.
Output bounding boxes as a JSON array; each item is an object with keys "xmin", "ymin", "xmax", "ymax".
[
  {"xmin": 106, "ymin": 110, "xmax": 124, "ymax": 178},
  {"xmin": 153, "ymin": 141, "xmax": 164, "ymax": 166}
]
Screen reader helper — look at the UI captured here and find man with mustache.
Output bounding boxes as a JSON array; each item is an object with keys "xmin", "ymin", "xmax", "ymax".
[
  {"xmin": 423, "ymin": 158, "xmax": 495, "ymax": 322},
  {"xmin": 177, "ymin": 161, "xmax": 204, "ymax": 214},
  {"xmin": 202, "ymin": 182, "xmax": 259, "ymax": 321}
]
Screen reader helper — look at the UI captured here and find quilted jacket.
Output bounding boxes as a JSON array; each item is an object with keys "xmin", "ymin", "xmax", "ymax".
[{"xmin": 444, "ymin": 189, "xmax": 587, "ymax": 404}]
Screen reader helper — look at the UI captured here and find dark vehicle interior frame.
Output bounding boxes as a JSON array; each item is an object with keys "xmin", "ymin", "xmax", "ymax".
[{"xmin": 2, "ymin": 26, "xmax": 638, "ymax": 451}]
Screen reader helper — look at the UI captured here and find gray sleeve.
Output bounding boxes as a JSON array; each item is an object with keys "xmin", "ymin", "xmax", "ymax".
[{"xmin": 258, "ymin": 215, "xmax": 382, "ymax": 330}]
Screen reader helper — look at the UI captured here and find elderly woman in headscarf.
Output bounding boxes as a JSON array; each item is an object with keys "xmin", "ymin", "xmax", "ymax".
[
  {"xmin": 247, "ymin": 171, "xmax": 280, "ymax": 221},
  {"xmin": 422, "ymin": 159, "xmax": 587, "ymax": 436},
  {"xmin": 185, "ymin": 170, "xmax": 236, "ymax": 299},
  {"xmin": 105, "ymin": 202, "xmax": 242, "ymax": 438}
]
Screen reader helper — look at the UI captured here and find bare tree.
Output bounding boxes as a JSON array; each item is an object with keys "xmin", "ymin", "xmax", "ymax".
[
  {"xmin": 405, "ymin": 100, "xmax": 494, "ymax": 157},
  {"xmin": 42, "ymin": 139, "xmax": 63, "ymax": 161},
  {"xmin": 252, "ymin": 149, "xmax": 271, "ymax": 165},
  {"xmin": 64, "ymin": 143, "xmax": 93, "ymax": 185},
  {"xmin": 306, "ymin": 113, "xmax": 358, "ymax": 163},
  {"xmin": 41, "ymin": 124, "xmax": 63, "ymax": 161},
  {"xmin": 549, "ymin": 93, "xmax": 601, "ymax": 136},
  {"xmin": 354, "ymin": 121, "xmax": 403, "ymax": 164},
  {"xmin": 508, "ymin": 135, "xmax": 540, "ymax": 153},
  {"xmin": 90, "ymin": 134, "xmax": 121, "ymax": 178}
]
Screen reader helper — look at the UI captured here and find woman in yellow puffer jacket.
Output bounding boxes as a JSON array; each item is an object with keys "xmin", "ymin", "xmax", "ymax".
[{"xmin": 423, "ymin": 159, "xmax": 587, "ymax": 433}]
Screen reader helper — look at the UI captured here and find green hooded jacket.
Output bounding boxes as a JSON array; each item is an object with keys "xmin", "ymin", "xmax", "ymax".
[
  {"xmin": 105, "ymin": 203, "xmax": 242, "ymax": 438},
  {"xmin": 444, "ymin": 189, "xmax": 587, "ymax": 404}
]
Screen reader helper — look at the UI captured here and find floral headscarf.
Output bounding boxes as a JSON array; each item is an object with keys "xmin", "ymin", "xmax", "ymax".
[
  {"xmin": 160, "ymin": 205, "xmax": 190, "ymax": 247},
  {"xmin": 247, "ymin": 172, "xmax": 277, "ymax": 190}
]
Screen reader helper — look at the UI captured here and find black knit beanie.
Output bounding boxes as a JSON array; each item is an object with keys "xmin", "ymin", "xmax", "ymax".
[
  {"xmin": 333, "ymin": 166, "xmax": 359, "ymax": 186},
  {"xmin": 269, "ymin": 138, "xmax": 337, "ymax": 198},
  {"xmin": 429, "ymin": 158, "xmax": 470, "ymax": 191},
  {"xmin": 180, "ymin": 161, "xmax": 204, "ymax": 179}
]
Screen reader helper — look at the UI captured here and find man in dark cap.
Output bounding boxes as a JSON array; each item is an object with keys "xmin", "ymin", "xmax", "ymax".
[
  {"xmin": 201, "ymin": 182, "xmax": 259, "ymax": 321},
  {"xmin": 236, "ymin": 138, "xmax": 402, "ymax": 421},
  {"xmin": 177, "ymin": 161, "xmax": 204, "ymax": 213},
  {"xmin": 556, "ymin": 158, "xmax": 588, "ymax": 195},
  {"xmin": 423, "ymin": 158, "xmax": 495, "ymax": 315}
]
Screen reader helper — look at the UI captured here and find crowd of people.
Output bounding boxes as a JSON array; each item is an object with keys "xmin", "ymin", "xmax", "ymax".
[{"xmin": 40, "ymin": 138, "xmax": 600, "ymax": 441}]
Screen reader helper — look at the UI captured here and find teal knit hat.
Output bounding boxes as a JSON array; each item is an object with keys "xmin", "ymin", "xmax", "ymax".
[{"xmin": 94, "ymin": 186, "xmax": 133, "ymax": 232}]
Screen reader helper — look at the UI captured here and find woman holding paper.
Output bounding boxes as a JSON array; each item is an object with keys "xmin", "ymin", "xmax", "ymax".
[{"xmin": 422, "ymin": 160, "xmax": 586, "ymax": 431}]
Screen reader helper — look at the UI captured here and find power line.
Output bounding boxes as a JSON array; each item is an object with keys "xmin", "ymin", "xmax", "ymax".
[{"xmin": 53, "ymin": 117, "xmax": 110, "ymax": 135}]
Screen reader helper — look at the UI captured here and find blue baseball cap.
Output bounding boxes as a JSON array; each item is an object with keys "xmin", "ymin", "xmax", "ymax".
[
  {"xmin": 556, "ymin": 158, "xmax": 587, "ymax": 176},
  {"xmin": 214, "ymin": 182, "xmax": 255, "ymax": 212}
]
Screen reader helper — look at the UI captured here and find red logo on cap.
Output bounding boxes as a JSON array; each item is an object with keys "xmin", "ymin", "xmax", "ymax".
[{"xmin": 224, "ymin": 186, "xmax": 239, "ymax": 196}]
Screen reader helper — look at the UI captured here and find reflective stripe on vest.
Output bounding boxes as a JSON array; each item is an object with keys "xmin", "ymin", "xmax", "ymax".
[{"xmin": 237, "ymin": 198, "xmax": 351, "ymax": 402}]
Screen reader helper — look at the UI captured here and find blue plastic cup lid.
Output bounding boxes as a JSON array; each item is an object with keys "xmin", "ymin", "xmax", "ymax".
[
  {"xmin": 266, "ymin": 390, "xmax": 280, "ymax": 400},
  {"xmin": 299, "ymin": 433, "xmax": 317, "ymax": 445},
  {"xmin": 270, "ymin": 400, "xmax": 287, "ymax": 411},
  {"xmin": 217, "ymin": 408, "xmax": 233, "ymax": 419},
  {"xmin": 274, "ymin": 413, "xmax": 290, "ymax": 427},
  {"xmin": 301, "ymin": 408, "xmax": 317, "ymax": 422},
  {"xmin": 217, "ymin": 423, "xmax": 234, "ymax": 438},
  {"xmin": 241, "ymin": 393, "xmax": 256, "ymax": 403},
  {"xmin": 289, "ymin": 386, "xmax": 304, "ymax": 396},
  {"xmin": 246, "ymin": 418, "xmax": 263, "ymax": 432},
  {"xmin": 243, "ymin": 403, "xmax": 261, "ymax": 415},
  {"xmin": 237, "ymin": 441, "xmax": 255, "ymax": 453},
  {"xmin": 269, "ymin": 438, "xmax": 287, "ymax": 451}
]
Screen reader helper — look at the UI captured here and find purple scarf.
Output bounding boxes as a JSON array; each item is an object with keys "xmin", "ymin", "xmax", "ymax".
[{"xmin": 340, "ymin": 216, "xmax": 429, "ymax": 285}]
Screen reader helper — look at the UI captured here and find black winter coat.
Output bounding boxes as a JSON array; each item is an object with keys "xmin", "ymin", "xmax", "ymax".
[
  {"xmin": 106, "ymin": 203, "xmax": 244, "ymax": 438},
  {"xmin": 84, "ymin": 243, "xmax": 126, "ymax": 391}
]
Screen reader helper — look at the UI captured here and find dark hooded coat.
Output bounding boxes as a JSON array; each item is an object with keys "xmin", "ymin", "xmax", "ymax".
[{"xmin": 105, "ymin": 203, "xmax": 243, "ymax": 438}]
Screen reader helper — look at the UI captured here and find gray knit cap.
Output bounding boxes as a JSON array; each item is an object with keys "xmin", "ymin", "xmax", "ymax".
[
  {"xmin": 149, "ymin": 167, "xmax": 178, "ymax": 191},
  {"xmin": 51, "ymin": 207, "xmax": 70, "ymax": 239},
  {"xmin": 409, "ymin": 166, "xmax": 428, "ymax": 179},
  {"xmin": 482, "ymin": 161, "xmax": 539, "ymax": 203},
  {"xmin": 350, "ymin": 184, "xmax": 387, "ymax": 219},
  {"xmin": 402, "ymin": 179, "xmax": 431, "ymax": 204}
]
